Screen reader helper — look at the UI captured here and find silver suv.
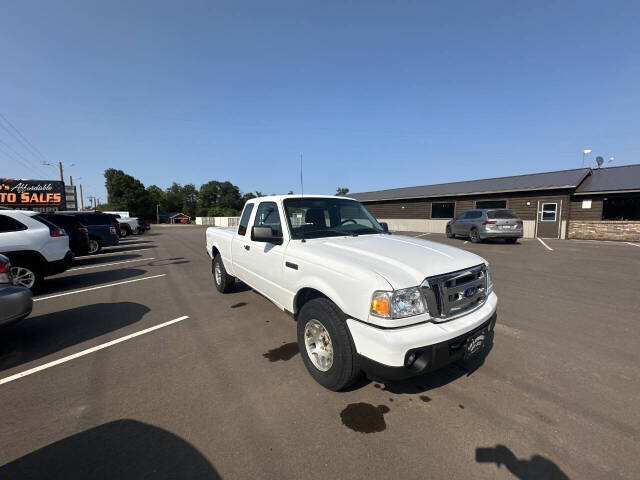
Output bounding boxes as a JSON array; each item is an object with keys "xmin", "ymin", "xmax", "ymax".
[{"xmin": 446, "ymin": 209, "xmax": 523, "ymax": 243}]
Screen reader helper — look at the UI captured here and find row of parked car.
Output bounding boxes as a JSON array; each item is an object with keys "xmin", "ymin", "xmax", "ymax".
[{"xmin": 0, "ymin": 209, "xmax": 150, "ymax": 328}]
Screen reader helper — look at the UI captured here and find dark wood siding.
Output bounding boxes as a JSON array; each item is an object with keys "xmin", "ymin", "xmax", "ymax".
[
  {"xmin": 569, "ymin": 197, "xmax": 604, "ymax": 221},
  {"xmin": 364, "ymin": 199, "xmax": 430, "ymax": 219},
  {"xmin": 362, "ymin": 189, "xmax": 574, "ymax": 221}
]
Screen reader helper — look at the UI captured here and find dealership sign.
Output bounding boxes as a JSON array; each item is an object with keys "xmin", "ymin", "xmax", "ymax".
[{"xmin": 0, "ymin": 178, "xmax": 65, "ymax": 209}]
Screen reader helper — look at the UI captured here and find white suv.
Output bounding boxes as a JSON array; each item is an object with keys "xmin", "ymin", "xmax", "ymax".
[{"xmin": 0, "ymin": 210, "xmax": 74, "ymax": 290}]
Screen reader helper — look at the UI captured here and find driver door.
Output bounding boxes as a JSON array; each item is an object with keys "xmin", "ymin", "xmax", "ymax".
[{"xmin": 246, "ymin": 201, "xmax": 287, "ymax": 307}]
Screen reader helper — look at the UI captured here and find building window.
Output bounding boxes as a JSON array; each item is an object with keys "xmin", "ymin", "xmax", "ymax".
[
  {"xmin": 476, "ymin": 200, "xmax": 507, "ymax": 209},
  {"xmin": 540, "ymin": 203, "xmax": 557, "ymax": 222},
  {"xmin": 602, "ymin": 197, "xmax": 640, "ymax": 221},
  {"xmin": 431, "ymin": 202, "xmax": 455, "ymax": 218}
]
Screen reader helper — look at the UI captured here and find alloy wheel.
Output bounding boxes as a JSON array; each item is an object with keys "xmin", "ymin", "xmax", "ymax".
[
  {"xmin": 11, "ymin": 266, "xmax": 36, "ymax": 289},
  {"xmin": 304, "ymin": 319, "xmax": 334, "ymax": 372}
]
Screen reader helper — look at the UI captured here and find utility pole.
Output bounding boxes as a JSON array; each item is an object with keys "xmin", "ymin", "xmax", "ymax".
[
  {"xmin": 79, "ymin": 184, "xmax": 84, "ymax": 210},
  {"xmin": 156, "ymin": 204, "xmax": 160, "ymax": 224},
  {"xmin": 69, "ymin": 176, "xmax": 73, "ymax": 185},
  {"xmin": 58, "ymin": 162, "xmax": 64, "ymax": 182}
]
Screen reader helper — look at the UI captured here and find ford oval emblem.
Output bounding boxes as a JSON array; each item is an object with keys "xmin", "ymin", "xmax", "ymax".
[{"xmin": 463, "ymin": 286, "xmax": 478, "ymax": 298}]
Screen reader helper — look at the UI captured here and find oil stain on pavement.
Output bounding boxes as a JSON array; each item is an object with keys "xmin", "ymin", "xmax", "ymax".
[
  {"xmin": 341, "ymin": 403, "xmax": 390, "ymax": 433},
  {"xmin": 262, "ymin": 342, "xmax": 299, "ymax": 362}
]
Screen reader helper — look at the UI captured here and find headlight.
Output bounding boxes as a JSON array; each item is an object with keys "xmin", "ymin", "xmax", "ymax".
[
  {"xmin": 485, "ymin": 264, "xmax": 494, "ymax": 294},
  {"xmin": 370, "ymin": 287, "xmax": 427, "ymax": 319}
]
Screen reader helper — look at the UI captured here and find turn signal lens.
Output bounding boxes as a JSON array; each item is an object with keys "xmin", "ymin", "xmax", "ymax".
[{"xmin": 370, "ymin": 292, "xmax": 391, "ymax": 317}]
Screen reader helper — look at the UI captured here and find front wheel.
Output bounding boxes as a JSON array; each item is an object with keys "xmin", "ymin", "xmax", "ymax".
[
  {"xmin": 213, "ymin": 254, "xmax": 234, "ymax": 293},
  {"xmin": 446, "ymin": 226, "xmax": 454, "ymax": 238},
  {"xmin": 505, "ymin": 238, "xmax": 518, "ymax": 244},
  {"xmin": 470, "ymin": 228, "xmax": 481, "ymax": 243},
  {"xmin": 297, "ymin": 298, "xmax": 360, "ymax": 391},
  {"xmin": 120, "ymin": 228, "xmax": 128, "ymax": 238}
]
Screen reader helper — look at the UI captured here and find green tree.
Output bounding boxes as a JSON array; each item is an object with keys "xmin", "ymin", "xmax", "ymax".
[
  {"xmin": 104, "ymin": 169, "xmax": 152, "ymax": 218},
  {"xmin": 336, "ymin": 187, "xmax": 349, "ymax": 196}
]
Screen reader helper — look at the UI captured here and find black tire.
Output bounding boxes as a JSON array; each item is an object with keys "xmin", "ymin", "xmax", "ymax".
[
  {"xmin": 120, "ymin": 227, "xmax": 128, "ymax": 238},
  {"xmin": 297, "ymin": 298, "xmax": 361, "ymax": 391},
  {"xmin": 212, "ymin": 254, "xmax": 234, "ymax": 293},
  {"xmin": 446, "ymin": 226, "xmax": 454, "ymax": 238},
  {"xmin": 88, "ymin": 237, "xmax": 102, "ymax": 254},
  {"xmin": 505, "ymin": 238, "xmax": 518, "ymax": 244},
  {"xmin": 470, "ymin": 228, "xmax": 481, "ymax": 243}
]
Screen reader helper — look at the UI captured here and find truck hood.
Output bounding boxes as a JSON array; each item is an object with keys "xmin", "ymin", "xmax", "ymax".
[{"xmin": 299, "ymin": 234, "xmax": 487, "ymax": 289}]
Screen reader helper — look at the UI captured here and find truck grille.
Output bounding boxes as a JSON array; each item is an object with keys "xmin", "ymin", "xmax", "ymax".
[{"xmin": 420, "ymin": 264, "xmax": 487, "ymax": 321}]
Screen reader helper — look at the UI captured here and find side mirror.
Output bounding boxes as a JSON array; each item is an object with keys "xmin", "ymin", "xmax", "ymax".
[
  {"xmin": 251, "ymin": 226, "xmax": 283, "ymax": 245},
  {"xmin": 379, "ymin": 222, "xmax": 389, "ymax": 233}
]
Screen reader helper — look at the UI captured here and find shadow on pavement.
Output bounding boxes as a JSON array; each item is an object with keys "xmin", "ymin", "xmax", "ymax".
[
  {"xmin": 73, "ymin": 253, "xmax": 144, "ymax": 266},
  {"xmin": 0, "ymin": 419, "xmax": 221, "ymax": 480},
  {"xmin": 100, "ymin": 245, "xmax": 155, "ymax": 255},
  {"xmin": 146, "ymin": 257, "xmax": 190, "ymax": 266},
  {"xmin": 0, "ymin": 302, "xmax": 149, "ymax": 372},
  {"xmin": 39, "ymin": 268, "xmax": 148, "ymax": 295},
  {"xmin": 476, "ymin": 444, "xmax": 569, "ymax": 479}
]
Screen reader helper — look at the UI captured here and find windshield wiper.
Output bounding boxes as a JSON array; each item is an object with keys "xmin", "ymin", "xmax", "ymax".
[{"xmin": 297, "ymin": 229, "xmax": 358, "ymax": 239}]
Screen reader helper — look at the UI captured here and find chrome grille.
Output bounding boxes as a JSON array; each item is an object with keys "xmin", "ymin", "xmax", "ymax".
[{"xmin": 420, "ymin": 264, "xmax": 487, "ymax": 321}]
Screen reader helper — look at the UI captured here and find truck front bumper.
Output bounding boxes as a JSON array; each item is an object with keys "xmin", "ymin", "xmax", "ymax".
[{"xmin": 347, "ymin": 292, "xmax": 498, "ymax": 381}]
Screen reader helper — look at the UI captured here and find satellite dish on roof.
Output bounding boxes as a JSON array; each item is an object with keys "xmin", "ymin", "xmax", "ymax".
[{"xmin": 595, "ymin": 156, "xmax": 604, "ymax": 168}]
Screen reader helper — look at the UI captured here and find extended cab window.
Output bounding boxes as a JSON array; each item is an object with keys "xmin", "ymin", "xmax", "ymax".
[
  {"xmin": 0, "ymin": 215, "xmax": 27, "ymax": 233},
  {"xmin": 253, "ymin": 202, "xmax": 282, "ymax": 236},
  {"xmin": 237, "ymin": 203, "xmax": 254, "ymax": 236}
]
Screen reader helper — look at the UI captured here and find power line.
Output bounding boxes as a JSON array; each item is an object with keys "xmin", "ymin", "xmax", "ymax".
[
  {"xmin": 0, "ymin": 144, "xmax": 46, "ymax": 178},
  {"xmin": 0, "ymin": 113, "xmax": 48, "ymax": 164}
]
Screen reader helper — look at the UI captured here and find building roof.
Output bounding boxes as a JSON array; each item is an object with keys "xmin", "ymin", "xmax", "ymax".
[
  {"xmin": 351, "ymin": 168, "xmax": 591, "ymax": 202},
  {"xmin": 159, "ymin": 212, "xmax": 189, "ymax": 218},
  {"xmin": 574, "ymin": 164, "xmax": 640, "ymax": 194}
]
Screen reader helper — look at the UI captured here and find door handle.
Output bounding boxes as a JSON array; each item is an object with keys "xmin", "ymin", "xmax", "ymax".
[{"xmin": 244, "ymin": 245, "xmax": 250, "ymax": 251}]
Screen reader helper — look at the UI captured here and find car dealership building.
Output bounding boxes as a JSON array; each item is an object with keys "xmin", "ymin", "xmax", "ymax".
[{"xmin": 351, "ymin": 164, "xmax": 640, "ymax": 241}]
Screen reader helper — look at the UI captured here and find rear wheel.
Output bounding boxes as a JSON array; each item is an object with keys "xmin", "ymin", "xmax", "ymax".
[
  {"xmin": 297, "ymin": 298, "xmax": 360, "ymax": 391},
  {"xmin": 470, "ymin": 228, "xmax": 481, "ymax": 243},
  {"xmin": 446, "ymin": 226, "xmax": 454, "ymax": 238},
  {"xmin": 213, "ymin": 254, "xmax": 234, "ymax": 293},
  {"xmin": 88, "ymin": 238, "xmax": 102, "ymax": 254},
  {"xmin": 11, "ymin": 265, "xmax": 43, "ymax": 291},
  {"xmin": 505, "ymin": 238, "xmax": 518, "ymax": 244}
]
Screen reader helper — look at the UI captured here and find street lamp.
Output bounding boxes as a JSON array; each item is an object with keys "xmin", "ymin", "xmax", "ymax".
[{"xmin": 582, "ymin": 149, "xmax": 592, "ymax": 167}]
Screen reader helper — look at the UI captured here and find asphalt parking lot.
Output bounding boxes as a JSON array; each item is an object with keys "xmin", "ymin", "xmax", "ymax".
[{"xmin": 1, "ymin": 227, "xmax": 639, "ymax": 479}]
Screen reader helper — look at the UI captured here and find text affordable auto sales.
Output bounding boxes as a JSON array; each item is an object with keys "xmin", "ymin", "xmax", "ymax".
[{"xmin": 0, "ymin": 178, "xmax": 66, "ymax": 210}]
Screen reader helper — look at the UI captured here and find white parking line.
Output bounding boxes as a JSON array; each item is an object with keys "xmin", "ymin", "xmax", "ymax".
[
  {"xmin": 0, "ymin": 315, "xmax": 189, "ymax": 386},
  {"xmin": 34, "ymin": 274, "xmax": 167, "ymax": 302},
  {"xmin": 464, "ymin": 241, "xmax": 469, "ymax": 244},
  {"xmin": 69, "ymin": 257, "xmax": 155, "ymax": 271},
  {"xmin": 414, "ymin": 233, "xmax": 430, "ymax": 237},
  {"xmin": 537, "ymin": 238, "xmax": 553, "ymax": 251},
  {"xmin": 85, "ymin": 247, "xmax": 153, "ymax": 257},
  {"xmin": 627, "ymin": 242, "xmax": 640, "ymax": 248}
]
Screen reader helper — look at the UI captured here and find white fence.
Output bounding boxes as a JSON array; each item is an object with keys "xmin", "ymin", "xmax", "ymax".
[{"xmin": 196, "ymin": 216, "xmax": 240, "ymax": 227}]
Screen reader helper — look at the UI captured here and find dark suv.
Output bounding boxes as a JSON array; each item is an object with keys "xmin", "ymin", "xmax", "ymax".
[
  {"xmin": 59, "ymin": 212, "xmax": 120, "ymax": 254},
  {"xmin": 446, "ymin": 209, "xmax": 523, "ymax": 243},
  {"xmin": 38, "ymin": 213, "xmax": 90, "ymax": 256}
]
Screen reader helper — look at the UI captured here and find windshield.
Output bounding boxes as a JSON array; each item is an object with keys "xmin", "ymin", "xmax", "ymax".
[{"xmin": 283, "ymin": 198, "xmax": 384, "ymax": 239}]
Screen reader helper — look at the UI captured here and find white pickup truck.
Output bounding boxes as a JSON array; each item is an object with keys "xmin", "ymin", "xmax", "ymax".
[{"xmin": 206, "ymin": 195, "xmax": 497, "ymax": 390}]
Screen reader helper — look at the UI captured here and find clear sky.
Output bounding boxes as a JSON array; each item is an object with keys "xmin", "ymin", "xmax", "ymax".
[{"xmin": 1, "ymin": 0, "xmax": 639, "ymax": 202}]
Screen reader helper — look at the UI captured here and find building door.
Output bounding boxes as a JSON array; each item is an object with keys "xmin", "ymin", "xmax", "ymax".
[{"xmin": 536, "ymin": 201, "xmax": 562, "ymax": 238}]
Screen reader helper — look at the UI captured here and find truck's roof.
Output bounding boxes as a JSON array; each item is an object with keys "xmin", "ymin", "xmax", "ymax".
[{"xmin": 246, "ymin": 195, "xmax": 356, "ymax": 203}]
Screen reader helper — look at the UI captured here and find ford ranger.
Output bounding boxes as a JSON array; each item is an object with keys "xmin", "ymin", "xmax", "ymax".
[{"xmin": 205, "ymin": 195, "xmax": 497, "ymax": 391}]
